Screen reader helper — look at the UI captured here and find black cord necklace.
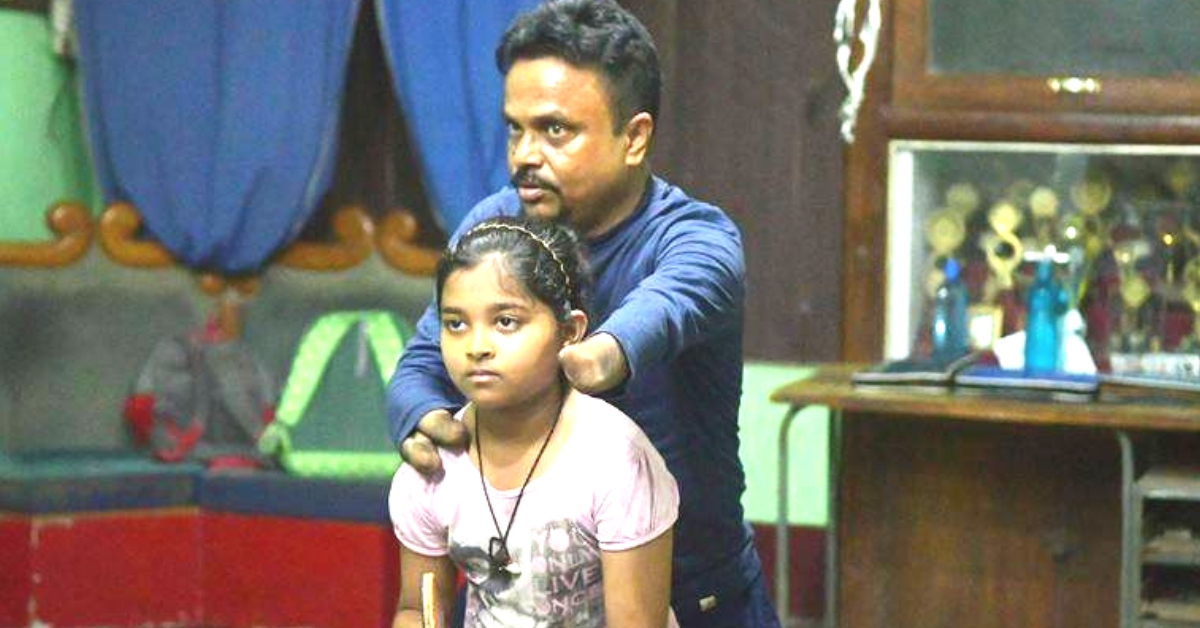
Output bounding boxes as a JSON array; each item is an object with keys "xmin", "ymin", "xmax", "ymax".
[{"xmin": 475, "ymin": 395, "xmax": 563, "ymax": 578}]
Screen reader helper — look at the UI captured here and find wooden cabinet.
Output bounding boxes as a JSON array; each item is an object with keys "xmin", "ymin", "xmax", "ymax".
[
  {"xmin": 891, "ymin": 0, "xmax": 1200, "ymax": 116},
  {"xmin": 842, "ymin": 0, "xmax": 1200, "ymax": 362}
]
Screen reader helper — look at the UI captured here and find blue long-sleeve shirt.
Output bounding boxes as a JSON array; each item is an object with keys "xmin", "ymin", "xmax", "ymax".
[{"xmin": 387, "ymin": 176, "xmax": 762, "ymax": 611}]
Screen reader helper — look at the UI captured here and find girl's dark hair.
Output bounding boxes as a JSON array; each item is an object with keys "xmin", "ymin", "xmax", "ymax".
[
  {"xmin": 436, "ymin": 217, "xmax": 590, "ymax": 322},
  {"xmin": 496, "ymin": 0, "xmax": 660, "ymax": 131}
]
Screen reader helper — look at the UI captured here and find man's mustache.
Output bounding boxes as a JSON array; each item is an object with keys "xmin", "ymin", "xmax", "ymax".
[{"xmin": 510, "ymin": 168, "xmax": 558, "ymax": 193}]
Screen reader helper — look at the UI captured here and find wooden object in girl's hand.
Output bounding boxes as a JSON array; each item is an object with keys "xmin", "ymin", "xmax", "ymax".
[{"xmin": 421, "ymin": 572, "xmax": 442, "ymax": 628}]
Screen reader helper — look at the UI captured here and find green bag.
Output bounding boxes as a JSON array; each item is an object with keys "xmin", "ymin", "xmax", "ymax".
[{"xmin": 258, "ymin": 311, "xmax": 410, "ymax": 478}]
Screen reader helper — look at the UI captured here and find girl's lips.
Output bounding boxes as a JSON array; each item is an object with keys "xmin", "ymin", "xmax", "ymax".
[{"xmin": 467, "ymin": 370, "xmax": 500, "ymax": 382}]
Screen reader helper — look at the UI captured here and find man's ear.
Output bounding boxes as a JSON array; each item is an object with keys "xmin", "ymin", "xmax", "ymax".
[
  {"xmin": 622, "ymin": 112, "xmax": 654, "ymax": 167},
  {"xmin": 562, "ymin": 309, "xmax": 589, "ymax": 345}
]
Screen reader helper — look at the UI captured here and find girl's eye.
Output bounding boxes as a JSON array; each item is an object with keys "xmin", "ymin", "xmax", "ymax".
[
  {"xmin": 496, "ymin": 316, "xmax": 520, "ymax": 331},
  {"xmin": 443, "ymin": 319, "xmax": 466, "ymax": 333}
]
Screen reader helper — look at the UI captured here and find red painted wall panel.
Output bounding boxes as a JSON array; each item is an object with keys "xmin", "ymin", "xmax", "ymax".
[
  {"xmin": 0, "ymin": 516, "xmax": 31, "ymax": 628},
  {"xmin": 6, "ymin": 508, "xmax": 822, "ymax": 627},
  {"xmin": 202, "ymin": 512, "xmax": 399, "ymax": 628},
  {"xmin": 751, "ymin": 523, "xmax": 825, "ymax": 620},
  {"xmin": 29, "ymin": 509, "xmax": 202, "ymax": 628}
]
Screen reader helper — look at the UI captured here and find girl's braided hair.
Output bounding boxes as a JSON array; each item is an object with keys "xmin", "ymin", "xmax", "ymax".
[{"xmin": 436, "ymin": 216, "xmax": 590, "ymax": 321}]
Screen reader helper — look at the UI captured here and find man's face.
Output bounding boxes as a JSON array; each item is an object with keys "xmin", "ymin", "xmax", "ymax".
[{"xmin": 503, "ymin": 57, "xmax": 634, "ymax": 236}]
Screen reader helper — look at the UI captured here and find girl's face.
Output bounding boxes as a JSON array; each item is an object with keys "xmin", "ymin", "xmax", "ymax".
[{"xmin": 439, "ymin": 254, "xmax": 580, "ymax": 411}]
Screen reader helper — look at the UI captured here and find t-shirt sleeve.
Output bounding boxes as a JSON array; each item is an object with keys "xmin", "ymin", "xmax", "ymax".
[
  {"xmin": 593, "ymin": 431, "xmax": 680, "ymax": 552},
  {"xmin": 388, "ymin": 463, "xmax": 450, "ymax": 557}
]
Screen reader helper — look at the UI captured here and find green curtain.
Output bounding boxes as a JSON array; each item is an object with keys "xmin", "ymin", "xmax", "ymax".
[{"xmin": 0, "ymin": 11, "xmax": 95, "ymax": 242}]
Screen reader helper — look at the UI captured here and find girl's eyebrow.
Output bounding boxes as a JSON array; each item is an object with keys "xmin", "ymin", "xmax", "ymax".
[{"xmin": 439, "ymin": 301, "xmax": 532, "ymax": 315}]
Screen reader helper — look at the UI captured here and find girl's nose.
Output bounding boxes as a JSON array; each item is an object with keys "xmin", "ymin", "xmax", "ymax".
[{"xmin": 467, "ymin": 332, "xmax": 494, "ymax": 360}]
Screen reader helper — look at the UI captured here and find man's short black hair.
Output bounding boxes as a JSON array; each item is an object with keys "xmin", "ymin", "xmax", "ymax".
[{"xmin": 496, "ymin": 0, "xmax": 661, "ymax": 130}]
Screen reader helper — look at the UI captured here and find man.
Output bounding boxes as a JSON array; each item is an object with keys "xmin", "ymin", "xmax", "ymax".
[{"xmin": 387, "ymin": 2, "xmax": 781, "ymax": 626}]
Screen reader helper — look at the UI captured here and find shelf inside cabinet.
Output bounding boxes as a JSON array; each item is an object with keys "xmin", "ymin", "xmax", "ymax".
[
  {"xmin": 1142, "ymin": 598, "xmax": 1200, "ymax": 625},
  {"xmin": 1145, "ymin": 533, "xmax": 1200, "ymax": 567},
  {"xmin": 1139, "ymin": 469, "xmax": 1200, "ymax": 502},
  {"xmin": 1142, "ymin": 620, "xmax": 1200, "ymax": 628}
]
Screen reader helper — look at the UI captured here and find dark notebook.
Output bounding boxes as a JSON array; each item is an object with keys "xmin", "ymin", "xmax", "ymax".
[
  {"xmin": 953, "ymin": 365, "xmax": 1100, "ymax": 402},
  {"xmin": 852, "ymin": 352, "xmax": 982, "ymax": 394}
]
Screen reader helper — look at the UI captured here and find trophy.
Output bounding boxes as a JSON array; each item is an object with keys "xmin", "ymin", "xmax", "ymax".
[
  {"xmin": 1165, "ymin": 158, "xmax": 1198, "ymax": 202},
  {"xmin": 981, "ymin": 201, "xmax": 1024, "ymax": 303},
  {"xmin": 1029, "ymin": 186, "xmax": 1060, "ymax": 250},
  {"xmin": 923, "ymin": 207, "xmax": 967, "ymax": 297},
  {"xmin": 1069, "ymin": 175, "xmax": 1113, "ymax": 260},
  {"xmin": 946, "ymin": 182, "xmax": 981, "ymax": 218},
  {"xmin": 1183, "ymin": 258, "xmax": 1200, "ymax": 352},
  {"xmin": 1113, "ymin": 239, "xmax": 1154, "ymax": 352}
]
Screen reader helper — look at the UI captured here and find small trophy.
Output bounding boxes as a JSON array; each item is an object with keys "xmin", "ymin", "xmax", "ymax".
[
  {"xmin": 923, "ymin": 207, "xmax": 967, "ymax": 297},
  {"xmin": 981, "ymin": 201, "xmax": 1024, "ymax": 301},
  {"xmin": 1182, "ymin": 258, "xmax": 1200, "ymax": 351},
  {"xmin": 1069, "ymin": 175, "xmax": 1114, "ymax": 260},
  {"xmin": 945, "ymin": 182, "xmax": 981, "ymax": 218},
  {"xmin": 1029, "ymin": 186, "xmax": 1060, "ymax": 249},
  {"xmin": 1113, "ymin": 239, "xmax": 1154, "ymax": 352}
]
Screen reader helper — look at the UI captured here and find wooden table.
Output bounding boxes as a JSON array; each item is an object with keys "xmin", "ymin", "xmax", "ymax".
[{"xmin": 770, "ymin": 364, "xmax": 1199, "ymax": 628}]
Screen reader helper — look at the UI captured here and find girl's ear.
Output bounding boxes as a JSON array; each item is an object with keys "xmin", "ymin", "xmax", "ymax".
[{"xmin": 561, "ymin": 309, "xmax": 588, "ymax": 345}]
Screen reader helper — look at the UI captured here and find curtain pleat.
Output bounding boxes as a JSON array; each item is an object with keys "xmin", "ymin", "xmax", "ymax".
[
  {"xmin": 375, "ymin": 0, "xmax": 538, "ymax": 232},
  {"xmin": 75, "ymin": 0, "xmax": 360, "ymax": 273}
]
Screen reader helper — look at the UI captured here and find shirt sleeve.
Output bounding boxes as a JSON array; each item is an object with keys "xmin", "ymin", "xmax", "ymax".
[
  {"xmin": 594, "ymin": 430, "xmax": 680, "ymax": 551},
  {"xmin": 388, "ymin": 463, "xmax": 450, "ymax": 556},
  {"xmin": 385, "ymin": 194, "xmax": 514, "ymax": 445},
  {"xmin": 594, "ymin": 208, "xmax": 745, "ymax": 385}
]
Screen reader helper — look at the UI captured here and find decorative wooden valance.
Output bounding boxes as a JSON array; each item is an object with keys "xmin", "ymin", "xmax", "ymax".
[
  {"xmin": 0, "ymin": 202, "xmax": 93, "ymax": 267},
  {"xmin": 377, "ymin": 210, "xmax": 440, "ymax": 276},
  {"xmin": 1, "ymin": 200, "xmax": 442, "ymax": 337}
]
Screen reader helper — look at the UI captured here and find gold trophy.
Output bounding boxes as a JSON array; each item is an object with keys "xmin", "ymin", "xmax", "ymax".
[
  {"xmin": 1183, "ymin": 257, "xmax": 1200, "ymax": 351},
  {"xmin": 1029, "ymin": 186, "xmax": 1060, "ymax": 250},
  {"xmin": 980, "ymin": 201, "xmax": 1024, "ymax": 303},
  {"xmin": 1114, "ymin": 239, "xmax": 1153, "ymax": 352},
  {"xmin": 945, "ymin": 182, "xmax": 981, "ymax": 219},
  {"xmin": 1069, "ymin": 175, "xmax": 1113, "ymax": 260},
  {"xmin": 923, "ymin": 207, "xmax": 967, "ymax": 297}
]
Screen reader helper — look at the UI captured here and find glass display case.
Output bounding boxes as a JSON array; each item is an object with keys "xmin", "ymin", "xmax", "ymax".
[{"xmin": 885, "ymin": 140, "xmax": 1200, "ymax": 380}]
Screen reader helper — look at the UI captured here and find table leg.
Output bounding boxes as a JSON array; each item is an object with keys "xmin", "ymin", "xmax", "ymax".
[
  {"xmin": 1116, "ymin": 430, "xmax": 1134, "ymax": 628},
  {"xmin": 825, "ymin": 408, "xmax": 841, "ymax": 628},
  {"xmin": 775, "ymin": 403, "xmax": 841, "ymax": 628},
  {"xmin": 776, "ymin": 404, "xmax": 803, "ymax": 623}
]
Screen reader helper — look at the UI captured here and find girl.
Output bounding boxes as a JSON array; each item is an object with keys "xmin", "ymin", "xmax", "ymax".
[{"xmin": 388, "ymin": 217, "xmax": 680, "ymax": 628}]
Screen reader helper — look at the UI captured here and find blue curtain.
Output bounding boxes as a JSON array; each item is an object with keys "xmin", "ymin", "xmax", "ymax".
[
  {"xmin": 376, "ymin": 0, "xmax": 540, "ymax": 232},
  {"xmin": 75, "ymin": 1, "xmax": 360, "ymax": 274}
]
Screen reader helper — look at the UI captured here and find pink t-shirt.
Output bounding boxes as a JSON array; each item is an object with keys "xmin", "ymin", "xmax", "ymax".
[{"xmin": 389, "ymin": 390, "xmax": 680, "ymax": 628}]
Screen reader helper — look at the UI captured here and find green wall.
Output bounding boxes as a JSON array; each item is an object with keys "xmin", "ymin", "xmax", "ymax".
[
  {"xmin": 739, "ymin": 362, "xmax": 828, "ymax": 527},
  {"xmin": 0, "ymin": 11, "xmax": 95, "ymax": 241}
]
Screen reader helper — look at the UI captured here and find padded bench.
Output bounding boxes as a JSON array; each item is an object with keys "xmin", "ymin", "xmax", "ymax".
[{"xmin": 0, "ymin": 456, "xmax": 397, "ymax": 628}]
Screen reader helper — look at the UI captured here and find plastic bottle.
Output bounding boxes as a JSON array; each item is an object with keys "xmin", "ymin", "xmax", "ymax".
[
  {"xmin": 930, "ymin": 257, "xmax": 968, "ymax": 363},
  {"xmin": 1024, "ymin": 259, "xmax": 1064, "ymax": 374}
]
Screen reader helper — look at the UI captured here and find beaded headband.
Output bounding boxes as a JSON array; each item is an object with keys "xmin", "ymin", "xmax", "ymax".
[{"xmin": 462, "ymin": 222, "xmax": 573, "ymax": 299}]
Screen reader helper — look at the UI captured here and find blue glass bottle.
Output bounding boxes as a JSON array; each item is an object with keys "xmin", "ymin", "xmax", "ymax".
[
  {"xmin": 1024, "ymin": 259, "xmax": 1064, "ymax": 374},
  {"xmin": 930, "ymin": 258, "xmax": 968, "ymax": 363}
]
